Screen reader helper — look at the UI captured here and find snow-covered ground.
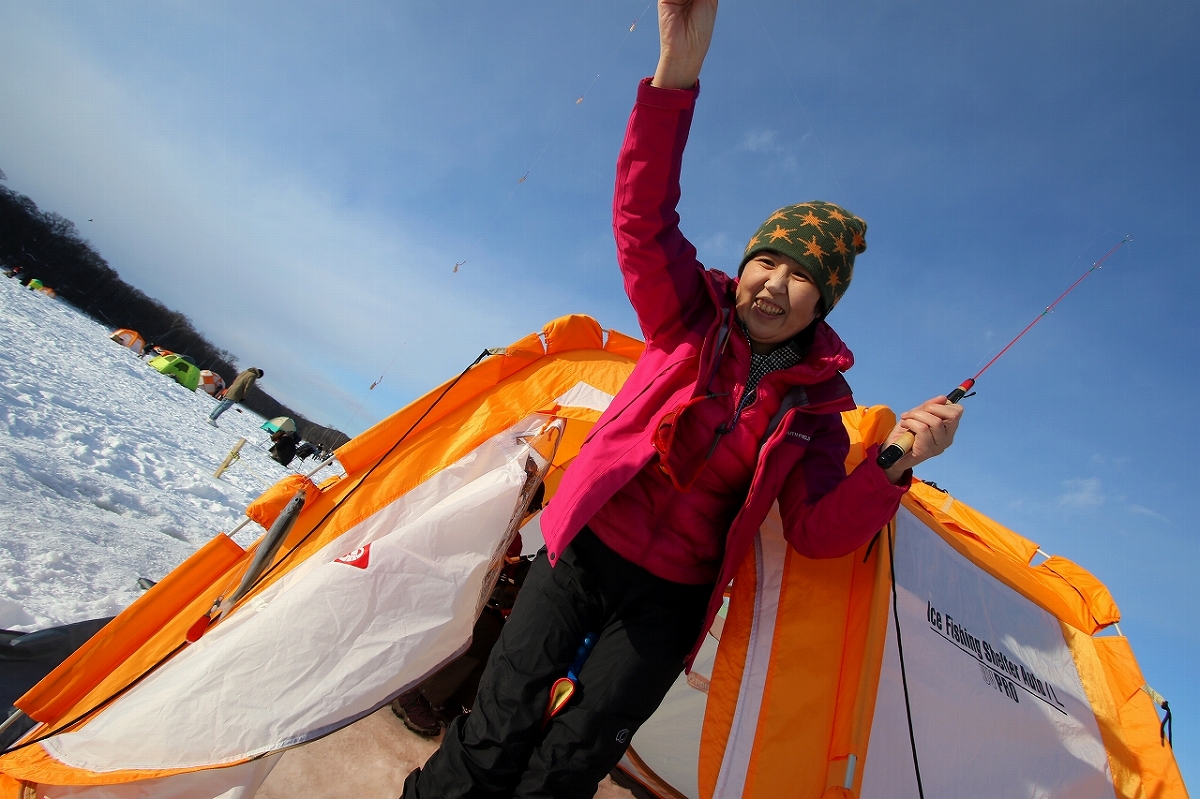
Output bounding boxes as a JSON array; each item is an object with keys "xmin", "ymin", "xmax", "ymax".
[{"xmin": 0, "ymin": 275, "xmax": 312, "ymax": 631}]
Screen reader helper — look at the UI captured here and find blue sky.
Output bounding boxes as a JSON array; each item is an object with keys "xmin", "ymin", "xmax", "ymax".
[{"xmin": 2, "ymin": 0, "xmax": 1197, "ymax": 784}]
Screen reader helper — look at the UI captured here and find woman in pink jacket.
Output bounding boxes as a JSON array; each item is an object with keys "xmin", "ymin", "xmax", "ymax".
[{"xmin": 404, "ymin": 3, "xmax": 962, "ymax": 797}]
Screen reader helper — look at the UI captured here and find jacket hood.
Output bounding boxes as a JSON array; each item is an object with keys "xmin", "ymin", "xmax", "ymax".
[
  {"xmin": 714, "ymin": 268, "xmax": 855, "ymax": 384},
  {"xmin": 802, "ymin": 321, "xmax": 854, "ymax": 380}
]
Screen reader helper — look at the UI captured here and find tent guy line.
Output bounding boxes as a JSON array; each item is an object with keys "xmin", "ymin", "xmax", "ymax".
[
  {"xmin": 887, "ymin": 522, "xmax": 926, "ymax": 799},
  {"xmin": 877, "ymin": 235, "xmax": 1132, "ymax": 469},
  {"xmin": 254, "ymin": 350, "xmax": 492, "ymax": 596}
]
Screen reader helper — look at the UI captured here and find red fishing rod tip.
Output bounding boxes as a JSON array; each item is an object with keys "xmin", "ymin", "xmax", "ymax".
[{"xmin": 945, "ymin": 378, "xmax": 975, "ymax": 404}]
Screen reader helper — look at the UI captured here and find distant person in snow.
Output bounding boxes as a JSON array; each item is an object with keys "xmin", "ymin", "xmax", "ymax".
[
  {"xmin": 402, "ymin": 3, "xmax": 963, "ymax": 798},
  {"xmin": 293, "ymin": 441, "xmax": 317, "ymax": 462},
  {"xmin": 268, "ymin": 429, "xmax": 299, "ymax": 466},
  {"xmin": 206, "ymin": 367, "xmax": 262, "ymax": 427},
  {"xmin": 138, "ymin": 343, "xmax": 157, "ymax": 360}
]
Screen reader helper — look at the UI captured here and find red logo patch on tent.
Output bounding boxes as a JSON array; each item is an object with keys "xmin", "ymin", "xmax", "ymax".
[{"xmin": 334, "ymin": 544, "xmax": 370, "ymax": 569}]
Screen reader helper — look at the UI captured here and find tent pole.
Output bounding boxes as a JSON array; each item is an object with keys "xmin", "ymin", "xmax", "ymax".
[
  {"xmin": 0, "ymin": 709, "xmax": 26, "ymax": 738},
  {"xmin": 227, "ymin": 517, "xmax": 252, "ymax": 537},
  {"xmin": 305, "ymin": 456, "xmax": 338, "ymax": 478}
]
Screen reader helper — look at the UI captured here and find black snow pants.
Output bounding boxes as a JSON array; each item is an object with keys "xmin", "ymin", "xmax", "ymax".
[{"xmin": 402, "ymin": 527, "xmax": 712, "ymax": 799}]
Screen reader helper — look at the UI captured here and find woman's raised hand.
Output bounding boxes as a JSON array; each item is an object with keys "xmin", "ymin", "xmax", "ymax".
[
  {"xmin": 652, "ymin": 0, "xmax": 718, "ymax": 90},
  {"xmin": 882, "ymin": 397, "xmax": 964, "ymax": 484}
]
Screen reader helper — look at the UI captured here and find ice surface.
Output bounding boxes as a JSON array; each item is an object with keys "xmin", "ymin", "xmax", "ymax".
[{"xmin": 0, "ymin": 276, "xmax": 324, "ymax": 631}]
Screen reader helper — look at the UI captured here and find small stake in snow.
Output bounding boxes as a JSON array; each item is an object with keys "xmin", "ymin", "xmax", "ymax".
[
  {"xmin": 214, "ymin": 438, "xmax": 246, "ymax": 479},
  {"xmin": 877, "ymin": 236, "xmax": 1132, "ymax": 469}
]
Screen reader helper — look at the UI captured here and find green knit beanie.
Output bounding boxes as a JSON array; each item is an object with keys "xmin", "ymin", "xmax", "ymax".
[{"xmin": 738, "ymin": 201, "xmax": 867, "ymax": 313}]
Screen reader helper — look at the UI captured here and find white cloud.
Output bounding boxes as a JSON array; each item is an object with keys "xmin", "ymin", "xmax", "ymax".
[
  {"xmin": 734, "ymin": 129, "xmax": 801, "ymax": 172},
  {"xmin": 1126, "ymin": 504, "xmax": 1171, "ymax": 524},
  {"xmin": 698, "ymin": 232, "xmax": 735, "ymax": 259},
  {"xmin": 1057, "ymin": 477, "xmax": 1103, "ymax": 509},
  {"xmin": 737, "ymin": 129, "xmax": 782, "ymax": 154}
]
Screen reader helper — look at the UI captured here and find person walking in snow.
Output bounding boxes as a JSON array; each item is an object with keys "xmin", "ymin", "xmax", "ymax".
[
  {"xmin": 206, "ymin": 367, "xmax": 262, "ymax": 426},
  {"xmin": 402, "ymin": 2, "xmax": 963, "ymax": 796}
]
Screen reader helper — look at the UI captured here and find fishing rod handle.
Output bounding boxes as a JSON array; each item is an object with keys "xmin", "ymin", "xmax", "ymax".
[{"xmin": 875, "ymin": 382, "xmax": 973, "ymax": 469}]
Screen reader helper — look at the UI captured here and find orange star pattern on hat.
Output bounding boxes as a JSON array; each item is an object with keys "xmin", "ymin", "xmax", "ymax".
[
  {"xmin": 798, "ymin": 210, "xmax": 827, "ymax": 232},
  {"xmin": 767, "ymin": 224, "xmax": 795, "ymax": 243}
]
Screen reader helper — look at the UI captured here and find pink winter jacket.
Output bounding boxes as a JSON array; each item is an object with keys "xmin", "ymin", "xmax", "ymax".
[{"xmin": 539, "ymin": 79, "xmax": 909, "ymax": 666}]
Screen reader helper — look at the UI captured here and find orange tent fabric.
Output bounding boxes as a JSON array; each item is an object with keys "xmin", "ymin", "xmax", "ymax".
[{"xmin": 698, "ymin": 405, "xmax": 1183, "ymax": 799}]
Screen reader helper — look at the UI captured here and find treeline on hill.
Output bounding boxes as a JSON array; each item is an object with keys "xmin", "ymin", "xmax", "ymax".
[{"xmin": 0, "ymin": 170, "xmax": 350, "ymax": 452}]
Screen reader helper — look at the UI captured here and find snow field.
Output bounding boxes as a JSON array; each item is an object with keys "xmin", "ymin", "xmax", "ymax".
[{"xmin": 0, "ymin": 275, "xmax": 311, "ymax": 630}]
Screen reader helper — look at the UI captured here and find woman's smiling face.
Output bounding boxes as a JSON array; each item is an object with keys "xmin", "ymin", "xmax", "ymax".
[{"xmin": 735, "ymin": 251, "xmax": 823, "ymax": 354}]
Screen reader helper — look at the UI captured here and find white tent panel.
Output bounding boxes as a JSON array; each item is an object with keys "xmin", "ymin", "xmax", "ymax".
[
  {"xmin": 552, "ymin": 382, "xmax": 615, "ymax": 414},
  {"xmin": 860, "ymin": 507, "xmax": 1116, "ymax": 799},
  {"xmin": 711, "ymin": 513, "xmax": 788, "ymax": 799},
  {"xmin": 39, "ymin": 418, "xmax": 550, "ymax": 773}
]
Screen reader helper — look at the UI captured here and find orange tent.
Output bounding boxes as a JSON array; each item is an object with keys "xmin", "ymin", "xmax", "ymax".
[
  {"xmin": 0, "ymin": 317, "xmax": 1184, "ymax": 799},
  {"xmin": 198, "ymin": 370, "xmax": 226, "ymax": 395},
  {"xmin": 108, "ymin": 329, "xmax": 145, "ymax": 354},
  {"xmin": 620, "ymin": 407, "xmax": 1185, "ymax": 799}
]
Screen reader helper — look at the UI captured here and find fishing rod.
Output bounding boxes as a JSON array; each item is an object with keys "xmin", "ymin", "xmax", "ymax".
[{"xmin": 876, "ymin": 236, "xmax": 1132, "ymax": 470}]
